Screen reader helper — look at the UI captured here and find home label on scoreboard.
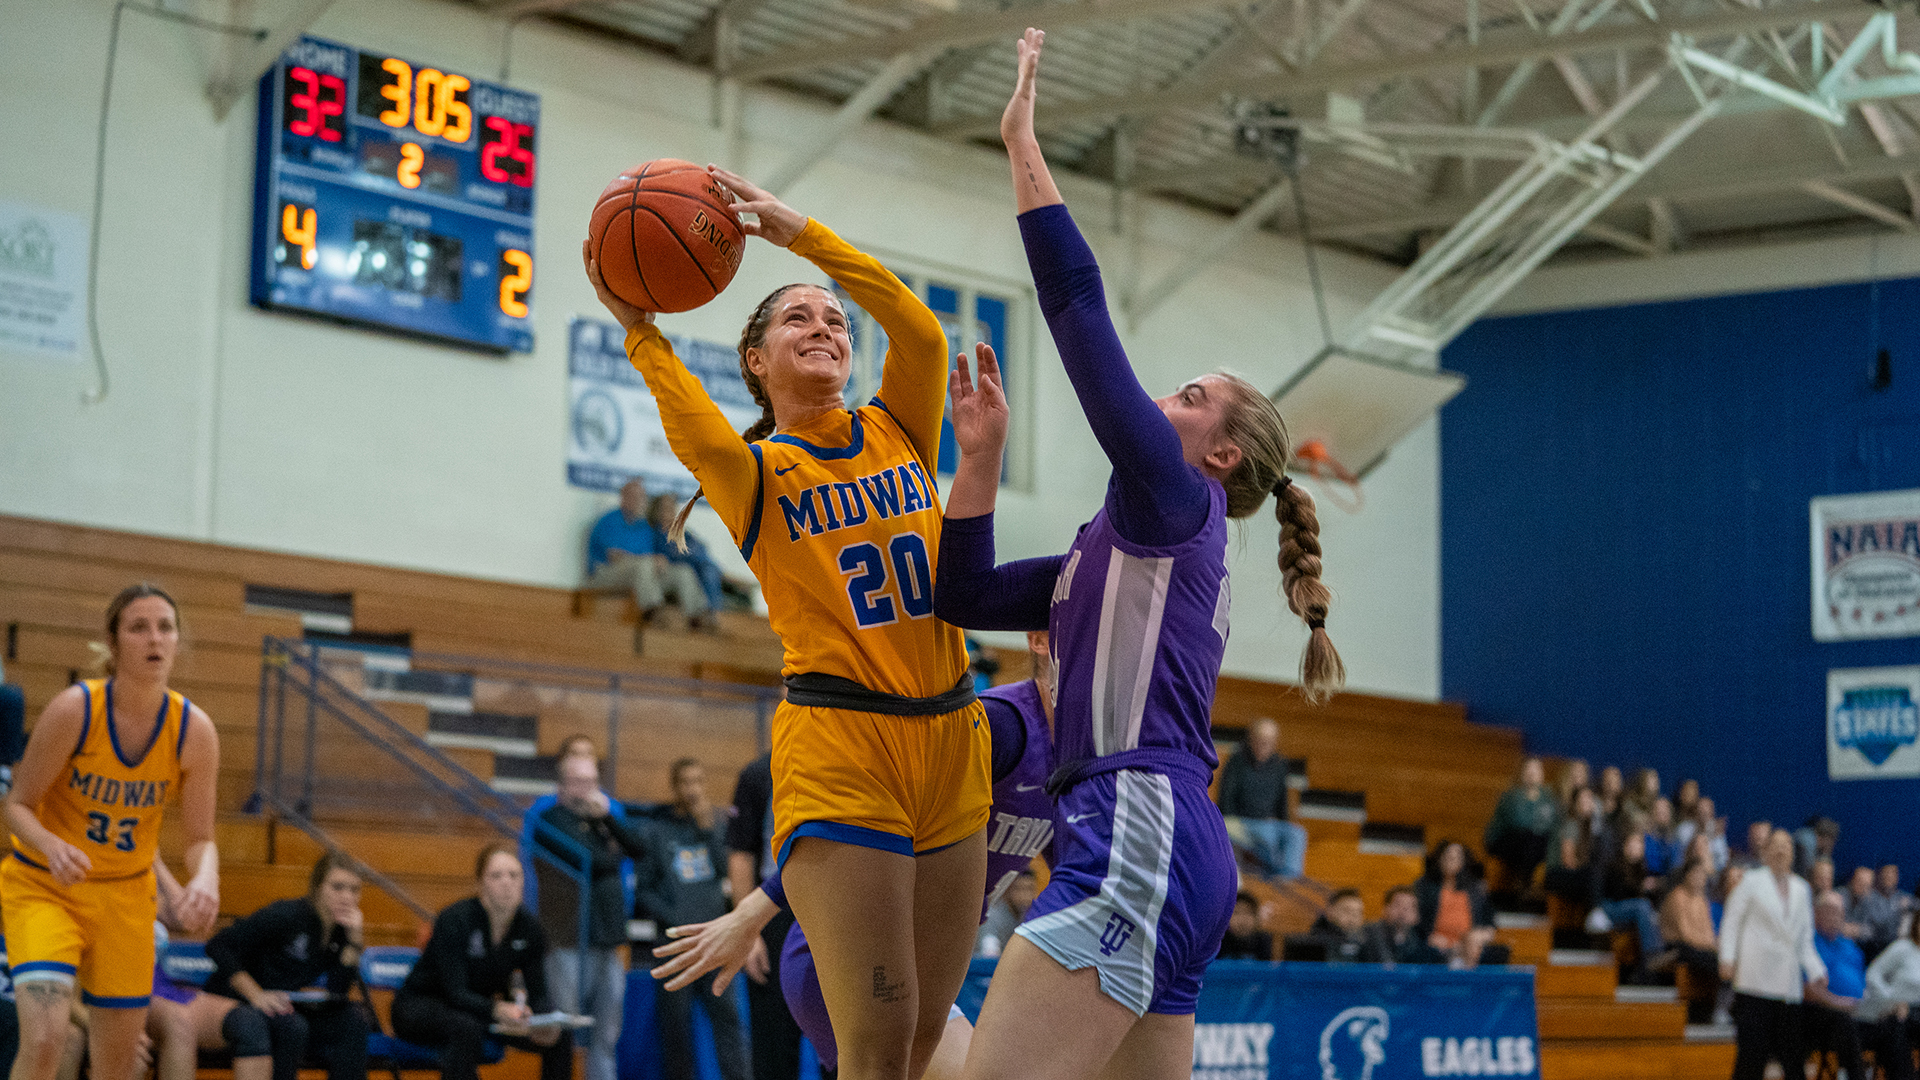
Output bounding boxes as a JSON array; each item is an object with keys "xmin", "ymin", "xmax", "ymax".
[{"xmin": 249, "ymin": 36, "xmax": 538, "ymax": 353}]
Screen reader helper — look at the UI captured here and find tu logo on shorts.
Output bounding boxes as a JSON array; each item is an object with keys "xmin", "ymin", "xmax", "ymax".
[{"xmin": 1098, "ymin": 913, "xmax": 1136, "ymax": 956}]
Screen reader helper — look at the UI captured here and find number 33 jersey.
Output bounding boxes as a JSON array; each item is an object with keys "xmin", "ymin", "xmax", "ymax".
[
  {"xmin": 16, "ymin": 679, "xmax": 188, "ymax": 880},
  {"xmin": 743, "ymin": 403, "xmax": 970, "ymax": 697}
]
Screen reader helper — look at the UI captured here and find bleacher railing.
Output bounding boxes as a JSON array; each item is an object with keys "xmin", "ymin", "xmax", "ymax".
[{"xmin": 247, "ymin": 636, "xmax": 782, "ymax": 1002}]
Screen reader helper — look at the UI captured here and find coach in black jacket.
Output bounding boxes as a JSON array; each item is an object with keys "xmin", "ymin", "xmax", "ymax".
[{"xmin": 392, "ymin": 844, "xmax": 570, "ymax": 1080}]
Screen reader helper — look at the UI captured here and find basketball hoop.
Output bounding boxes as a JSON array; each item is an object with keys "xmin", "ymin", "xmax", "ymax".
[{"xmin": 1291, "ymin": 438, "xmax": 1363, "ymax": 513}]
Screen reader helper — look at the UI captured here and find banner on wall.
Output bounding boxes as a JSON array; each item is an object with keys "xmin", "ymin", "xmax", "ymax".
[
  {"xmin": 1811, "ymin": 488, "xmax": 1920, "ymax": 641},
  {"xmin": 566, "ymin": 316, "xmax": 760, "ymax": 496},
  {"xmin": 0, "ymin": 200, "xmax": 88, "ymax": 360},
  {"xmin": 955, "ymin": 960, "xmax": 1540, "ymax": 1080},
  {"xmin": 1828, "ymin": 665, "xmax": 1920, "ymax": 780}
]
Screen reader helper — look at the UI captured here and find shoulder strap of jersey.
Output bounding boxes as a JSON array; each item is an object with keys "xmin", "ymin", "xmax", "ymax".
[
  {"xmin": 74, "ymin": 679, "xmax": 100, "ymax": 760},
  {"xmin": 175, "ymin": 693, "xmax": 193, "ymax": 758},
  {"xmin": 740, "ymin": 443, "xmax": 766, "ymax": 562}
]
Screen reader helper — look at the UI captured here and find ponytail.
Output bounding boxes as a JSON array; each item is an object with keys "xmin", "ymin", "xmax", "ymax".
[
  {"xmin": 666, "ymin": 283, "xmax": 814, "ymax": 551},
  {"xmin": 1212, "ymin": 372, "xmax": 1345, "ymax": 704},
  {"xmin": 1274, "ymin": 481, "xmax": 1344, "ymax": 703}
]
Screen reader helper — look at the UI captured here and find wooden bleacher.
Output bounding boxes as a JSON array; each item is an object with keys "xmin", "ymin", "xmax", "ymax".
[{"xmin": 5, "ymin": 514, "xmax": 1733, "ymax": 1078}]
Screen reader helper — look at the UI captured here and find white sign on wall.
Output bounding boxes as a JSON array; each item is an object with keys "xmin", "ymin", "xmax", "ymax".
[
  {"xmin": 1828, "ymin": 666, "xmax": 1920, "ymax": 780},
  {"xmin": 566, "ymin": 316, "xmax": 759, "ymax": 496},
  {"xmin": 0, "ymin": 200, "xmax": 88, "ymax": 360},
  {"xmin": 1810, "ymin": 488, "xmax": 1920, "ymax": 641}
]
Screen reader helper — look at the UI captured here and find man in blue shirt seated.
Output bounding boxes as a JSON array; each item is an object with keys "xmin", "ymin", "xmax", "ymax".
[
  {"xmin": 1807, "ymin": 889, "xmax": 1913, "ymax": 1080},
  {"xmin": 584, "ymin": 478, "xmax": 677, "ymax": 624}
]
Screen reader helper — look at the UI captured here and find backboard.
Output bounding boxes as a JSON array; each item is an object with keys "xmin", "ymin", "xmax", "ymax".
[{"xmin": 1272, "ymin": 347, "xmax": 1466, "ymax": 479}]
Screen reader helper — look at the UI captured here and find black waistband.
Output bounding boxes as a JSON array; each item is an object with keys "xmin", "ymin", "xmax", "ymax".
[
  {"xmin": 782, "ymin": 673, "xmax": 978, "ymax": 717},
  {"xmin": 1044, "ymin": 747, "xmax": 1217, "ymax": 797}
]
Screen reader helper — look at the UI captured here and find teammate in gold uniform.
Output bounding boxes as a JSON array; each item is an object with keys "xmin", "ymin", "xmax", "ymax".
[
  {"xmin": 4, "ymin": 584, "xmax": 220, "ymax": 1080},
  {"xmin": 584, "ymin": 167, "xmax": 989, "ymax": 1080}
]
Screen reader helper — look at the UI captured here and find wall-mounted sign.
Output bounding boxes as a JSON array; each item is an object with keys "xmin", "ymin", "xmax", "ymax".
[
  {"xmin": 1811, "ymin": 487, "xmax": 1920, "ymax": 641},
  {"xmin": 1828, "ymin": 665, "xmax": 1920, "ymax": 780},
  {"xmin": 0, "ymin": 200, "xmax": 87, "ymax": 360}
]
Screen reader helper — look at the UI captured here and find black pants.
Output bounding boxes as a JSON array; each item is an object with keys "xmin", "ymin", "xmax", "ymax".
[
  {"xmin": 748, "ymin": 909, "xmax": 804, "ymax": 1080},
  {"xmin": 652, "ymin": 968, "xmax": 750, "ymax": 1080},
  {"xmin": 1804, "ymin": 1002, "xmax": 1914, "ymax": 1080},
  {"xmin": 234, "ymin": 1003, "xmax": 369, "ymax": 1080},
  {"xmin": 1731, "ymin": 993, "xmax": 1806, "ymax": 1080},
  {"xmin": 1673, "ymin": 946, "xmax": 1721, "ymax": 1024},
  {"xmin": 391, "ymin": 993, "xmax": 572, "ymax": 1080},
  {"xmin": 1488, "ymin": 832, "xmax": 1550, "ymax": 891}
]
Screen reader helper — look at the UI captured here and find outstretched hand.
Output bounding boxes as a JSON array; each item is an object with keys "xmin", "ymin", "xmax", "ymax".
[
  {"xmin": 707, "ymin": 166, "xmax": 808, "ymax": 248},
  {"xmin": 1001, "ymin": 28, "xmax": 1045, "ymax": 146},
  {"xmin": 581, "ymin": 239, "xmax": 655, "ymax": 333},
  {"xmin": 950, "ymin": 341, "xmax": 1008, "ymax": 461}
]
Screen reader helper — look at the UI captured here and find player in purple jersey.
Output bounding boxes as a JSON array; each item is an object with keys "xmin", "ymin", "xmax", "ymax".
[
  {"xmin": 929, "ymin": 29, "xmax": 1345, "ymax": 1080},
  {"xmin": 648, "ymin": 633, "xmax": 1057, "ymax": 1080}
]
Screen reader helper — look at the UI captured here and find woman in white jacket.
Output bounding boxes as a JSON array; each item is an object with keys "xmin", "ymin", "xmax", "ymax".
[{"xmin": 1719, "ymin": 829, "xmax": 1826, "ymax": 1080}]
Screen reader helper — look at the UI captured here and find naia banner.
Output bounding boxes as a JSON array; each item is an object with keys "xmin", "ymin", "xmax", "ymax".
[
  {"xmin": 955, "ymin": 960, "xmax": 1540, "ymax": 1080},
  {"xmin": 1811, "ymin": 488, "xmax": 1920, "ymax": 642},
  {"xmin": 1828, "ymin": 665, "xmax": 1920, "ymax": 780}
]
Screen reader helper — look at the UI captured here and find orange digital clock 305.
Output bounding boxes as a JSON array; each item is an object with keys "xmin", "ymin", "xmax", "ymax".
[{"xmin": 249, "ymin": 36, "xmax": 538, "ymax": 353}]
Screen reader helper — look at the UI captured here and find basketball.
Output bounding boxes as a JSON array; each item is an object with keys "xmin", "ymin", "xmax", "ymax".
[{"xmin": 588, "ymin": 159, "xmax": 746, "ymax": 313}]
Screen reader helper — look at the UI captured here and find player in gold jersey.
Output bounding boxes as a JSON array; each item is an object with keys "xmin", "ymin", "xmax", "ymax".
[
  {"xmin": 585, "ymin": 167, "xmax": 989, "ymax": 1080},
  {"xmin": 4, "ymin": 584, "xmax": 220, "ymax": 1080}
]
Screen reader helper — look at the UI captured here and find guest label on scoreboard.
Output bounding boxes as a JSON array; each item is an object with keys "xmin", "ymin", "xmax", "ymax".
[{"xmin": 249, "ymin": 37, "xmax": 538, "ymax": 353}]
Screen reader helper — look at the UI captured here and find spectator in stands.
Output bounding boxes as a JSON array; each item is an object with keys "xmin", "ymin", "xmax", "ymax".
[
  {"xmin": 1715, "ymin": 864, "xmax": 1744, "ymax": 932},
  {"xmin": 519, "ymin": 736, "xmax": 633, "ymax": 931},
  {"xmin": 1545, "ymin": 787, "xmax": 1604, "ymax": 909},
  {"xmin": 1660, "ymin": 858, "xmax": 1721, "ymax": 1023},
  {"xmin": 1673, "ymin": 779, "xmax": 1700, "ymax": 826},
  {"xmin": 643, "ymin": 493, "xmax": 718, "ymax": 632},
  {"xmin": 1216, "ymin": 717, "xmax": 1307, "ymax": 882},
  {"xmin": 202, "ymin": 853, "xmax": 370, "ymax": 1080},
  {"xmin": 652, "ymin": 491, "xmax": 725, "ymax": 626},
  {"xmin": 1866, "ymin": 910, "xmax": 1920, "ymax": 1033},
  {"xmin": 1595, "ymin": 766, "xmax": 1624, "ymax": 820},
  {"xmin": 1881, "ymin": 865, "xmax": 1916, "ymax": 928},
  {"xmin": 1553, "ymin": 759, "xmax": 1590, "ymax": 812},
  {"xmin": 976, "ymin": 871, "xmax": 1040, "ymax": 959},
  {"xmin": 1794, "ymin": 816, "xmax": 1841, "ymax": 877},
  {"xmin": 1483, "ymin": 757, "xmax": 1558, "ymax": 902},
  {"xmin": 1736, "ymin": 820, "xmax": 1772, "ymax": 869},
  {"xmin": 583, "ymin": 478, "xmax": 675, "ymax": 623},
  {"xmin": 1307, "ymin": 890, "xmax": 1369, "ymax": 963},
  {"xmin": 1809, "ymin": 858, "xmax": 1836, "ymax": 900},
  {"xmin": 530, "ymin": 754, "xmax": 649, "ymax": 1080},
  {"xmin": 1672, "ymin": 796, "xmax": 1728, "ymax": 873},
  {"xmin": 724, "ymin": 753, "xmax": 801, "ymax": 1080},
  {"xmin": 1641, "ymin": 798, "xmax": 1676, "ymax": 878},
  {"xmin": 1362, "ymin": 887, "xmax": 1447, "ymax": 966},
  {"xmin": 1720, "ymin": 828, "xmax": 1822, "ymax": 1080},
  {"xmin": 1217, "ymin": 893, "xmax": 1275, "ymax": 961},
  {"xmin": 0, "ymin": 656, "xmax": 22, "ymax": 794},
  {"xmin": 635, "ymin": 758, "xmax": 748, "ymax": 1080},
  {"xmin": 1622, "ymin": 767, "xmax": 1661, "ymax": 824},
  {"xmin": 1805, "ymin": 889, "xmax": 1914, "ymax": 1080},
  {"xmin": 392, "ymin": 844, "xmax": 572, "ymax": 1080},
  {"xmin": 1597, "ymin": 832, "xmax": 1666, "ymax": 980},
  {"xmin": 1414, "ymin": 842, "xmax": 1501, "ymax": 968},
  {"xmin": 1847, "ymin": 865, "xmax": 1904, "ymax": 960}
]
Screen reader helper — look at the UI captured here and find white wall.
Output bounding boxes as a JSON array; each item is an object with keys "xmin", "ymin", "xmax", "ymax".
[{"xmin": 0, "ymin": 0, "xmax": 1435, "ymax": 698}]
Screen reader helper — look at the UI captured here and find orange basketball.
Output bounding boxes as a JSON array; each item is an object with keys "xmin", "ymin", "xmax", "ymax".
[{"xmin": 588, "ymin": 159, "xmax": 746, "ymax": 313}]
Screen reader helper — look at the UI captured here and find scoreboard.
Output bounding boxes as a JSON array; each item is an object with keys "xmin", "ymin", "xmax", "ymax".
[{"xmin": 249, "ymin": 37, "xmax": 538, "ymax": 353}]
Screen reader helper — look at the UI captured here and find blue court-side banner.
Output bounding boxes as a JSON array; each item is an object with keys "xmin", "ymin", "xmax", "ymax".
[{"xmin": 956, "ymin": 960, "xmax": 1539, "ymax": 1080}]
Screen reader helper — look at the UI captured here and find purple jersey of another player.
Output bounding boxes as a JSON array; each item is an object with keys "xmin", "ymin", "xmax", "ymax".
[{"xmin": 1043, "ymin": 488, "xmax": 1229, "ymax": 769}]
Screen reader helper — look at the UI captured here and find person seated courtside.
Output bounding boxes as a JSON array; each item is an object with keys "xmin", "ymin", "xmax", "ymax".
[
  {"xmin": 1805, "ymin": 889, "xmax": 1914, "ymax": 1080},
  {"xmin": 1659, "ymin": 857, "xmax": 1721, "ymax": 1023},
  {"xmin": 1361, "ymin": 887, "xmax": 1447, "ymax": 966},
  {"xmin": 1306, "ymin": 890, "xmax": 1369, "ymax": 962},
  {"xmin": 1216, "ymin": 893, "xmax": 1275, "ymax": 961},
  {"xmin": 1413, "ymin": 842, "xmax": 1504, "ymax": 968},
  {"xmin": 392, "ymin": 844, "xmax": 572, "ymax": 1080},
  {"xmin": 200, "ymin": 854, "xmax": 370, "ymax": 1080}
]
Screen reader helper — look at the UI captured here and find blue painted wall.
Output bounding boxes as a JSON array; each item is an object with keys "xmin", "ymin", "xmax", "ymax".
[{"xmin": 1441, "ymin": 276, "xmax": 1920, "ymax": 874}]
